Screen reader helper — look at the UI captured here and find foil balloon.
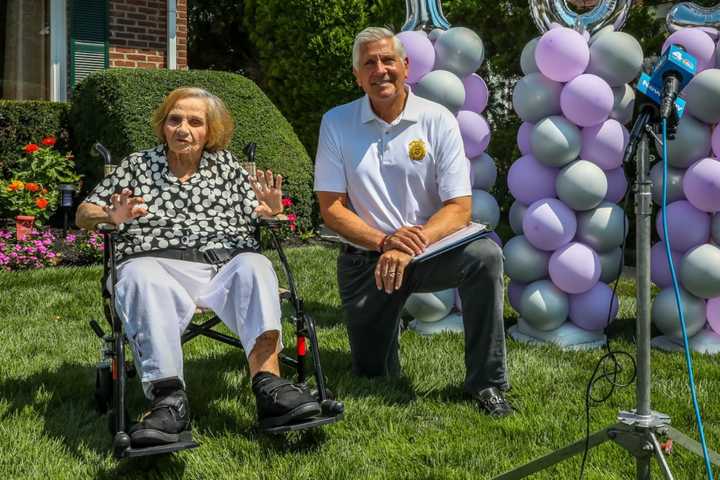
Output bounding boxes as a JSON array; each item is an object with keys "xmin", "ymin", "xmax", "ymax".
[
  {"xmin": 666, "ymin": 2, "xmax": 720, "ymax": 33},
  {"xmin": 529, "ymin": 0, "xmax": 632, "ymax": 35},
  {"xmin": 401, "ymin": 0, "xmax": 450, "ymax": 32}
]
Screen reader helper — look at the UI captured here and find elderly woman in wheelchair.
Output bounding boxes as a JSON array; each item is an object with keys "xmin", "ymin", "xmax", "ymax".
[{"xmin": 76, "ymin": 87, "xmax": 323, "ymax": 450}]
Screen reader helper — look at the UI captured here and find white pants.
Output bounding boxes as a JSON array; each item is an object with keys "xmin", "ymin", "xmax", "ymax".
[{"xmin": 113, "ymin": 253, "xmax": 282, "ymax": 398}]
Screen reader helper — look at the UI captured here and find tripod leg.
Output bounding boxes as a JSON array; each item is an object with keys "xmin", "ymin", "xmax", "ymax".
[
  {"xmin": 666, "ymin": 426, "xmax": 720, "ymax": 467},
  {"xmin": 492, "ymin": 426, "xmax": 615, "ymax": 480},
  {"xmin": 650, "ymin": 432, "xmax": 675, "ymax": 480}
]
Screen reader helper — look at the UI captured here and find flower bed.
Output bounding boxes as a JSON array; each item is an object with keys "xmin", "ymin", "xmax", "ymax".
[{"xmin": 0, "ymin": 227, "xmax": 104, "ymax": 271}]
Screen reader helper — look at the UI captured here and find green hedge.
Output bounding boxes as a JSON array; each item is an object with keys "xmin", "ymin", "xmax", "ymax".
[
  {"xmin": 70, "ymin": 68, "xmax": 314, "ymax": 231},
  {"xmin": 0, "ymin": 101, "xmax": 71, "ymax": 175}
]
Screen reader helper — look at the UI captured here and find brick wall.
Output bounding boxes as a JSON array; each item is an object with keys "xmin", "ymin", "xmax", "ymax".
[{"xmin": 108, "ymin": 0, "xmax": 187, "ymax": 69}]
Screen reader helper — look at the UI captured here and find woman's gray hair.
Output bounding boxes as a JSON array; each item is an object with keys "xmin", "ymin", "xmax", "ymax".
[{"xmin": 352, "ymin": 27, "xmax": 407, "ymax": 70}]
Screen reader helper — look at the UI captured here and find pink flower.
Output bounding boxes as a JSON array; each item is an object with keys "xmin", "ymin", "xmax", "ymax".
[
  {"xmin": 287, "ymin": 213, "xmax": 297, "ymax": 222},
  {"xmin": 282, "ymin": 197, "xmax": 293, "ymax": 207}
]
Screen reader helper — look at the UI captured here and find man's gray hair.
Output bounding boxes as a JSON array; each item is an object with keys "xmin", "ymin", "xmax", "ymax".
[{"xmin": 352, "ymin": 27, "xmax": 407, "ymax": 70}]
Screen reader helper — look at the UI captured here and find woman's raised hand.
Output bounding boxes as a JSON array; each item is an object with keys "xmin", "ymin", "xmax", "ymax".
[
  {"xmin": 250, "ymin": 169, "xmax": 284, "ymax": 217},
  {"xmin": 103, "ymin": 188, "xmax": 148, "ymax": 225}
]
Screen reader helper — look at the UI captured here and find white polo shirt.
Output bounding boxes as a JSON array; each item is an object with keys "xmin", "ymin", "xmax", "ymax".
[{"xmin": 314, "ymin": 89, "xmax": 471, "ymax": 235}]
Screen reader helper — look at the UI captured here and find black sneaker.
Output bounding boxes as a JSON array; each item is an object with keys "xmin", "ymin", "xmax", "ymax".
[
  {"xmin": 129, "ymin": 380, "xmax": 190, "ymax": 447},
  {"xmin": 474, "ymin": 387, "xmax": 514, "ymax": 418},
  {"xmin": 252, "ymin": 372, "xmax": 322, "ymax": 429}
]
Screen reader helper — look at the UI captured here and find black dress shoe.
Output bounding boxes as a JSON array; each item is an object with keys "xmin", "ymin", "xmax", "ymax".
[
  {"xmin": 252, "ymin": 372, "xmax": 322, "ymax": 429},
  {"xmin": 129, "ymin": 381, "xmax": 191, "ymax": 447},
  {"xmin": 474, "ymin": 387, "xmax": 514, "ymax": 418}
]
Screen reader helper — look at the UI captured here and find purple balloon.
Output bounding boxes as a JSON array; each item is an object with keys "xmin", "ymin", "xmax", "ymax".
[
  {"xmin": 535, "ymin": 27, "xmax": 590, "ymax": 82},
  {"xmin": 507, "ymin": 154, "xmax": 558, "ymax": 205},
  {"xmin": 605, "ymin": 167, "xmax": 628, "ymax": 203},
  {"xmin": 683, "ymin": 157, "xmax": 720, "ymax": 213},
  {"xmin": 488, "ymin": 231, "xmax": 503, "ymax": 248},
  {"xmin": 523, "ymin": 198, "xmax": 577, "ymax": 251},
  {"xmin": 508, "ymin": 281, "xmax": 525, "ymax": 313},
  {"xmin": 651, "ymin": 242, "xmax": 683, "ymax": 288},
  {"xmin": 581, "ymin": 119, "xmax": 629, "ymax": 170},
  {"xmin": 549, "ymin": 242, "xmax": 601, "ymax": 294},
  {"xmin": 713, "ymin": 124, "xmax": 720, "ymax": 158},
  {"xmin": 569, "ymin": 282, "xmax": 619, "ymax": 331},
  {"xmin": 561, "ymin": 74, "xmax": 614, "ymax": 127},
  {"xmin": 707, "ymin": 297, "xmax": 720, "ymax": 335},
  {"xmin": 397, "ymin": 31, "xmax": 436, "ymax": 84},
  {"xmin": 517, "ymin": 122, "xmax": 534, "ymax": 155},
  {"xmin": 662, "ymin": 28, "xmax": 716, "ymax": 73},
  {"xmin": 656, "ymin": 200, "xmax": 711, "ymax": 253},
  {"xmin": 462, "ymin": 73, "xmax": 489, "ymax": 114},
  {"xmin": 457, "ymin": 111, "xmax": 491, "ymax": 158}
]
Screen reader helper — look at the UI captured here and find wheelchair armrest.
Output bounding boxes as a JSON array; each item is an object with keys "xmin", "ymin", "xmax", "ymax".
[
  {"xmin": 258, "ymin": 214, "xmax": 289, "ymax": 229},
  {"xmin": 95, "ymin": 222, "xmax": 118, "ymax": 233}
]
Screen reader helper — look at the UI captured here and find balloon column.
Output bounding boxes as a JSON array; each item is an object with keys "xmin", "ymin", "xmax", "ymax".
[
  {"xmin": 651, "ymin": 3, "xmax": 720, "ymax": 354},
  {"xmin": 506, "ymin": 0, "xmax": 639, "ymax": 348},
  {"xmin": 398, "ymin": 0, "xmax": 499, "ymax": 335}
]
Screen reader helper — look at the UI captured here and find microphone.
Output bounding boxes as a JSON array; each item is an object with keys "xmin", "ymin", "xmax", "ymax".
[{"xmin": 635, "ymin": 44, "xmax": 697, "ymax": 122}]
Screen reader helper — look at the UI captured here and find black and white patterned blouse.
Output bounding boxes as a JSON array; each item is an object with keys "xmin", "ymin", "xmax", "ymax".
[{"xmin": 85, "ymin": 145, "xmax": 259, "ymax": 260}]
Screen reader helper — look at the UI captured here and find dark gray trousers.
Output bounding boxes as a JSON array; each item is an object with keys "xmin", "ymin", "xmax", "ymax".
[{"xmin": 337, "ymin": 237, "xmax": 509, "ymax": 395}]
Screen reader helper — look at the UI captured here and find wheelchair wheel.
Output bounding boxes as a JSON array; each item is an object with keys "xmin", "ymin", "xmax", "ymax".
[{"xmin": 94, "ymin": 363, "xmax": 112, "ymax": 415}]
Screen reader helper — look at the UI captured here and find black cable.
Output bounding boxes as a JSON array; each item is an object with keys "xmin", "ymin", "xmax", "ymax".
[{"xmin": 578, "ymin": 175, "xmax": 637, "ymax": 479}]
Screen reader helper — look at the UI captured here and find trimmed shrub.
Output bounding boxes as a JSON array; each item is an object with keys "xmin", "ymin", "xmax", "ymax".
[
  {"xmin": 70, "ymin": 68, "xmax": 314, "ymax": 231},
  {"xmin": 0, "ymin": 101, "xmax": 72, "ymax": 175}
]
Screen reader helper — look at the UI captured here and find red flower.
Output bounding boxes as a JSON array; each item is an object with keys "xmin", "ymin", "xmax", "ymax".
[
  {"xmin": 282, "ymin": 197, "xmax": 293, "ymax": 207},
  {"xmin": 25, "ymin": 183, "xmax": 40, "ymax": 192},
  {"xmin": 41, "ymin": 136, "xmax": 56, "ymax": 146},
  {"xmin": 24, "ymin": 143, "xmax": 39, "ymax": 154},
  {"xmin": 36, "ymin": 198, "xmax": 49, "ymax": 209},
  {"xmin": 287, "ymin": 213, "xmax": 297, "ymax": 222}
]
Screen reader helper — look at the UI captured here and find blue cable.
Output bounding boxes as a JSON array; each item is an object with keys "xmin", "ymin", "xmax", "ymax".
[{"xmin": 661, "ymin": 118, "xmax": 715, "ymax": 480}]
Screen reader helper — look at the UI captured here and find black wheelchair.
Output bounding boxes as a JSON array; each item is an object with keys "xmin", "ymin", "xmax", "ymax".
[{"xmin": 88, "ymin": 143, "xmax": 344, "ymax": 459}]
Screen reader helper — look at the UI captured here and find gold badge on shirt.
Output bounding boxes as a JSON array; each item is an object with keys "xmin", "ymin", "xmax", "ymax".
[{"xmin": 408, "ymin": 139, "xmax": 427, "ymax": 161}]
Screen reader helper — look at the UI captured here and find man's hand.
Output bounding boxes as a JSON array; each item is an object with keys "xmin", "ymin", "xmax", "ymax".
[
  {"xmin": 375, "ymin": 250, "xmax": 413, "ymax": 294},
  {"xmin": 383, "ymin": 226, "xmax": 428, "ymax": 256},
  {"xmin": 103, "ymin": 188, "xmax": 148, "ymax": 225}
]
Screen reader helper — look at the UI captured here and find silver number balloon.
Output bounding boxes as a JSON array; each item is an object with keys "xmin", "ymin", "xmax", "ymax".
[
  {"xmin": 529, "ymin": 0, "xmax": 632, "ymax": 35},
  {"xmin": 402, "ymin": 0, "xmax": 451, "ymax": 32},
  {"xmin": 667, "ymin": 2, "xmax": 720, "ymax": 32}
]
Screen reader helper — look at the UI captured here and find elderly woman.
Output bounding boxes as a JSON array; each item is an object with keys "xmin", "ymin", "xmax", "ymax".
[{"xmin": 77, "ymin": 87, "xmax": 320, "ymax": 447}]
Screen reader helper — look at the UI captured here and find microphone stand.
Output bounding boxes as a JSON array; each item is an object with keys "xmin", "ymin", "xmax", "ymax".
[{"xmin": 492, "ymin": 102, "xmax": 719, "ymax": 479}]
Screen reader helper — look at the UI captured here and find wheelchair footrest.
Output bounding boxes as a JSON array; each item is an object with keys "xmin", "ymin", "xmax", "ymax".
[
  {"xmin": 261, "ymin": 410, "xmax": 344, "ymax": 434},
  {"xmin": 120, "ymin": 431, "xmax": 198, "ymax": 458}
]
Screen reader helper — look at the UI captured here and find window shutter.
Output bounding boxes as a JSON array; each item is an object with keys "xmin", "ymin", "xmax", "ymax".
[{"xmin": 70, "ymin": 0, "xmax": 108, "ymax": 88}]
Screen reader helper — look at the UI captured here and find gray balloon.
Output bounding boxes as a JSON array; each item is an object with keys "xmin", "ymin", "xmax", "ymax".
[
  {"xmin": 650, "ymin": 162, "xmax": 685, "ymax": 205},
  {"xmin": 713, "ymin": 213, "xmax": 720, "ymax": 245},
  {"xmin": 404, "ymin": 290, "xmax": 455, "ymax": 323},
  {"xmin": 685, "ymin": 69, "xmax": 720, "ymax": 125},
  {"xmin": 512, "ymin": 73, "xmax": 563, "ymax": 123},
  {"xmin": 587, "ymin": 32, "xmax": 644, "ymax": 87},
  {"xmin": 428, "ymin": 28, "xmax": 445, "ymax": 43},
  {"xmin": 680, "ymin": 243, "xmax": 720, "ymax": 299},
  {"xmin": 530, "ymin": 115, "xmax": 582, "ymax": 167},
  {"xmin": 576, "ymin": 201, "xmax": 628, "ymax": 253},
  {"xmin": 610, "ymin": 84, "xmax": 635, "ymax": 125},
  {"xmin": 471, "ymin": 189, "xmax": 500, "ymax": 229},
  {"xmin": 652, "ymin": 287, "xmax": 706, "ymax": 340},
  {"xmin": 509, "ymin": 200, "xmax": 528, "ymax": 235},
  {"xmin": 588, "ymin": 25, "xmax": 615, "ymax": 46},
  {"xmin": 470, "ymin": 152, "xmax": 497, "ymax": 191},
  {"xmin": 503, "ymin": 235, "xmax": 550, "ymax": 284},
  {"xmin": 520, "ymin": 280, "xmax": 569, "ymax": 332},
  {"xmin": 656, "ymin": 115, "xmax": 712, "ymax": 168},
  {"xmin": 556, "ymin": 160, "xmax": 608, "ymax": 211},
  {"xmin": 414, "ymin": 70, "xmax": 465, "ymax": 114},
  {"xmin": 599, "ymin": 247, "xmax": 623, "ymax": 283},
  {"xmin": 434, "ymin": 27, "xmax": 485, "ymax": 78},
  {"xmin": 521, "ymin": 37, "xmax": 540, "ymax": 75}
]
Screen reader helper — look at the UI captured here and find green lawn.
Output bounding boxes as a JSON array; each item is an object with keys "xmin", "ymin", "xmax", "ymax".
[{"xmin": 0, "ymin": 245, "xmax": 718, "ymax": 479}]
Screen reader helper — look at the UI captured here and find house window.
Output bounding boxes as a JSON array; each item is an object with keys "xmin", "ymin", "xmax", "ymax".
[{"xmin": 0, "ymin": 0, "xmax": 51, "ymax": 100}]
